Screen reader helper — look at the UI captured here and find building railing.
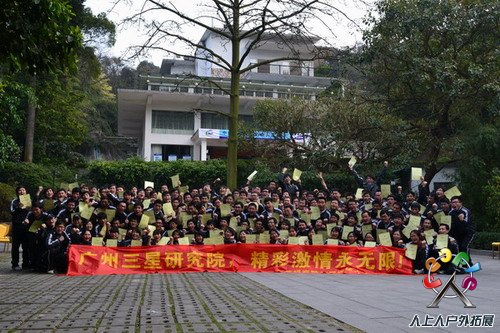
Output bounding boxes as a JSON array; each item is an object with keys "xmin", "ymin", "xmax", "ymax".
[
  {"xmin": 249, "ymin": 62, "xmax": 314, "ymax": 77},
  {"xmin": 141, "ymin": 75, "xmax": 331, "ymax": 100}
]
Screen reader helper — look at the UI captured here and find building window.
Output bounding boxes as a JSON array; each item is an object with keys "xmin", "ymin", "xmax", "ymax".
[
  {"xmin": 201, "ymin": 113, "xmax": 229, "ymax": 129},
  {"xmin": 152, "ymin": 111, "xmax": 194, "ymax": 134},
  {"xmin": 257, "ymin": 60, "xmax": 270, "ymax": 73}
]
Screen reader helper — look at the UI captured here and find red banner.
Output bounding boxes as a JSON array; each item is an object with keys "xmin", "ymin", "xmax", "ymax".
[{"xmin": 67, "ymin": 244, "xmax": 413, "ymax": 276}]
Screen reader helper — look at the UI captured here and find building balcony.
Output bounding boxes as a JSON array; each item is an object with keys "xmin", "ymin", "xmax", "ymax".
[{"xmin": 142, "ymin": 74, "xmax": 334, "ymax": 101}]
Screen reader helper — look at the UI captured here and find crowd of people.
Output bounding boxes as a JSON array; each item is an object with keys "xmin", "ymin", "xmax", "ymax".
[{"xmin": 9, "ymin": 163, "xmax": 475, "ymax": 274}]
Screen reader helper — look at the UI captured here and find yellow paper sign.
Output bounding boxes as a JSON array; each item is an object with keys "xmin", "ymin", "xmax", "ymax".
[
  {"xmin": 178, "ymin": 237, "xmax": 190, "ymax": 245},
  {"xmin": 341, "ymin": 226, "xmax": 354, "ymax": 240},
  {"xmin": 361, "ymin": 224, "xmax": 373, "ymax": 239},
  {"xmin": 440, "ymin": 215, "xmax": 452, "ymax": 228},
  {"xmin": 139, "ymin": 215, "xmax": 150, "ymax": 229},
  {"xmin": 144, "ymin": 181, "xmax": 154, "ymax": 189},
  {"xmin": 142, "ymin": 199, "xmax": 151, "ymax": 209},
  {"xmin": 99, "ymin": 224, "xmax": 107, "ymax": 237},
  {"xmin": 444, "ymin": 186, "xmax": 461, "ymax": 199},
  {"xmin": 143, "ymin": 210, "xmax": 156, "ymax": 223},
  {"xmin": 409, "ymin": 215, "xmax": 421, "ymax": 227},
  {"xmin": 170, "ymin": 174, "xmax": 180, "ymax": 188},
  {"xmin": 364, "ymin": 241, "xmax": 376, "ymax": 248},
  {"xmin": 245, "ymin": 234, "xmax": 258, "ymax": 244},
  {"xmin": 378, "ymin": 231, "xmax": 392, "ymax": 246},
  {"xmin": 29, "ymin": 220, "xmax": 43, "ymax": 233},
  {"xmin": 43, "ymin": 199, "xmax": 55, "ymax": 211},
  {"xmin": 220, "ymin": 204, "xmax": 231, "ymax": 217},
  {"xmin": 405, "ymin": 244, "xmax": 418, "ymax": 260},
  {"xmin": 312, "ymin": 234, "xmax": 324, "ymax": 245},
  {"xmin": 434, "ymin": 211, "xmax": 444, "ymax": 224},
  {"xmin": 355, "ymin": 188, "xmax": 364, "ymax": 200},
  {"xmin": 279, "ymin": 230, "xmax": 289, "ymax": 239},
  {"xmin": 259, "ymin": 233, "xmax": 271, "ymax": 244},
  {"xmin": 68, "ymin": 182, "xmax": 79, "ymax": 191},
  {"xmin": 80, "ymin": 206, "xmax": 95, "ymax": 220},
  {"xmin": 348, "ymin": 156, "xmax": 357, "ymax": 168},
  {"xmin": 298, "ymin": 236, "xmax": 309, "ymax": 245},
  {"xmin": 247, "ymin": 170, "xmax": 258, "ymax": 181},
  {"xmin": 163, "ymin": 203, "xmax": 175, "ymax": 216},
  {"xmin": 92, "ymin": 237, "xmax": 104, "ymax": 246},
  {"xmin": 131, "ymin": 240, "xmax": 143, "ymax": 247},
  {"xmin": 310, "ymin": 206, "xmax": 320, "ymax": 220},
  {"xmin": 411, "ymin": 167, "xmax": 423, "ymax": 181},
  {"xmin": 229, "ymin": 217, "xmax": 238, "ymax": 230},
  {"xmin": 424, "ymin": 230, "xmax": 435, "ymax": 244},
  {"xmin": 157, "ymin": 237, "xmax": 169, "ymax": 245},
  {"xmin": 105, "ymin": 209, "xmax": 116, "ymax": 222},
  {"xmin": 106, "ymin": 239, "xmax": 118, "ymax": 247},
  {"xmin": 326, "ymin": 239, "xmax": 339, "ymax": 246},
  {"xmin": 287, "ymin": 236, "xmax": 299, "ymax": 245},
  {"xmin": 364, "ymin": 203, "xmax": 372, "ymax": 211},
  {"xmin": 20, "ymin": 194, "xmax": 32, "ymax": 208},
  {"xmin": 381, "ymin": 184, "xmax": 391, "ymax": 198},
  {"xmin": 179, "ymin": 186, "xmax": 189, "ymax": 194},
  {"xmin": 292, "ymin": 168, "xmax": 302, "ymax": 181}
]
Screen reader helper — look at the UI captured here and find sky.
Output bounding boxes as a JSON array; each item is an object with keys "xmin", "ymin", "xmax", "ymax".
[{"xmin": 86, "ymin": 0, "xmax": 375, "ymax": 66}]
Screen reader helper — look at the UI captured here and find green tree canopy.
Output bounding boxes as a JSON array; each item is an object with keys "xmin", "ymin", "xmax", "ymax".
[{"xmin": 358, "ymin": 0, "xmax": 499, "ymax": 180}]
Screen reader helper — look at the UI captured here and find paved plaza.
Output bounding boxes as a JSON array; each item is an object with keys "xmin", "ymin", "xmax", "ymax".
[{"xmin": 0, "ymin": 251, "xmax": 498, "ymax": 333}]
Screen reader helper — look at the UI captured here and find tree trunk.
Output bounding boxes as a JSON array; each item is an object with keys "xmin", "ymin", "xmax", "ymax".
[
  {"xmin": 227, "ymin": 4, "xmax": 240, "ymax": 189},
  {"xmin": 24, "ymin": 75, "xmax": 36, "ymax": 163}
]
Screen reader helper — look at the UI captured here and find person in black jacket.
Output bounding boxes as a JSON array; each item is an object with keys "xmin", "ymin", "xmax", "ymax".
[
  {"xmin": 348, "ymin": 161, "xmax": 389, "ymax": 198},
  {"xmin": 46, "ymin": 221, "xmax": 70, "ymax": 274},
  {"xmin": 10, "ymin": 186, "xmax": 30, "ymax": 270},
  {"xmin": 449, "ymin": 196, "xmax": 475, "ymax": 258}
]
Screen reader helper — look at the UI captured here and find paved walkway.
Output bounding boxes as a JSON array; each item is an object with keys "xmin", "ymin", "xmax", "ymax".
[
  {"xmin": 0, "ymin": 252, "xmax": 355, "ymax": 333},
  {"xmin": 243, "ymin": 253, "xmax": 500, "ymax": 333},
  {"xmin": 0, "ymin": 251, "xmax": 497, "ymax": 332}
]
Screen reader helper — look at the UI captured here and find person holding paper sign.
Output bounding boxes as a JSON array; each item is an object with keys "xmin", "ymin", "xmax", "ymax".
[
  {"xmin": 349, "ymin": 161, "xmax": 388, "ymax": 198},
  {"xmin": 278, "ymin": 168, "xmax": 301, "ymax": 198},
  {"xmin": 10, "ymin": 186, "xmax": 31, "ymax": 271},
  {"xmin": 430, "ymin": 224, "xmax": 459, "ymax": 274},
  {"xmin": 449, "ymin": 196, "xmax": 475, "ymax": 258},
  {"xmin": 407, "ymin": 230, "xmax": 429, "ymax": 274},
  {"xmin": 24, "ymin": 203, "xmax": 50, "ymax": 271},
  {"xmin": 46, "ymin": 221, "xmax": 70, "ymax": 274}
]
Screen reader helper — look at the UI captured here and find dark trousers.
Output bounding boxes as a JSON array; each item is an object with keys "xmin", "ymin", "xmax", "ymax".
[{"xmin": 11, "ymin": 231, "xmax": 29, "ymax": 268}]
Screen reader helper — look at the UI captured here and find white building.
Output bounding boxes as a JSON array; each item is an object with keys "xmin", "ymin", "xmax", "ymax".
[{"xmin": 118, "ymin": 30, "xmax": 335, "ymax": 161}]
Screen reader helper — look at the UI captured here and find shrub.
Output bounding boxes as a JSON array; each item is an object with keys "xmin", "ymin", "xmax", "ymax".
[
  {"xmin": 471, "ymin": 232, "xmax": 500, "ymax": 250},
  {"xmin": 0, "ymin": 183, "xmax": 15, "ymax": 221}
]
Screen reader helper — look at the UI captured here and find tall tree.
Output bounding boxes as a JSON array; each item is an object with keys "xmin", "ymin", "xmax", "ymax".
[
  {"xmin": 0, "ymin": 0, "xmax": 82, "ymax": 162},
  {"xmin": 358, "ymin": 0, "xmax": 499, "ymax": 180},
  {"xmin": 124, "ymin": 0, "xmax": 349, "ymax": 188},
  {"xmin": 247, "ymin": 94, "xmax": 414, "ymax": 172}
]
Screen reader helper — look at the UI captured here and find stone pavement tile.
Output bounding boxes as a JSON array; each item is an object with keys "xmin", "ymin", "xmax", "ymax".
[
  {"xmin": 0, "ymin": 320, "xmax": 22, "ymax": 330},
  {"xmin": 55, "ymin": 327, "xmax": 96, "ymax": 333},
  {"xmin": 17, "ymin": 319, "xmax": 59, "ymax": 330},
  {"xmin": 217, "ymin": 321, "xmax": 262, "ymax": 332},
  {"xmin": 97, "ymin": 325, "xmax": 136, "ymax": 333},
  {"xmin": 139, "ymin": 324, "xmax": 177, "ymax": 333},
  {"xmin": 179, "ymin": 322, "xmax": 222, "ymax": 333}
]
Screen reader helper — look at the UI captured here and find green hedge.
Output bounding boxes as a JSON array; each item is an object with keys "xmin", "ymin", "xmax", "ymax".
[
  {"xmin": 85, "ymin": 158, "xmax": 357, "ymax": 192},
  {"xmin": 0, "ymin": 183, "xmax": 15, "ymax": 221},
  {"xmin": 471, "ymin": 232, "xmax": 500, "ymax": 250},
  {"xmin": 0, "ymin": 162, "xmax": 77, "ymax": 193}
]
